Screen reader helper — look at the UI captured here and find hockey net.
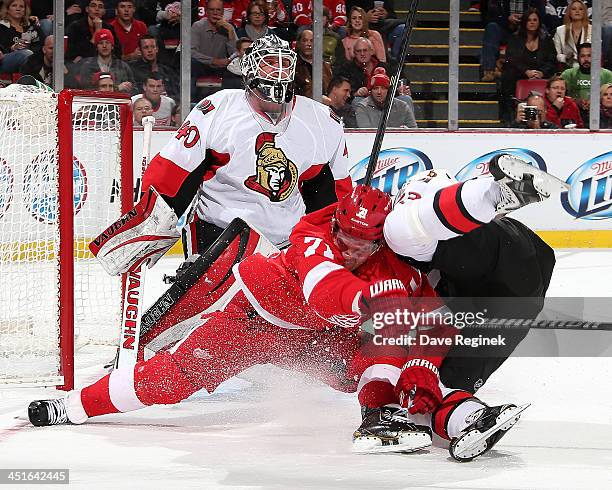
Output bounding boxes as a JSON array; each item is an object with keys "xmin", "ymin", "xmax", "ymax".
[{"xmin": 0, "ymin": 86, "xmax": 133, "ymax": 389}]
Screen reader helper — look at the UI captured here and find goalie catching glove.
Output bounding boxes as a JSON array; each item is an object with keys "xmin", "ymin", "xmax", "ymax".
[{"xmin": 89, "ymin": 186, "xmax": 180, "ymax": 275}]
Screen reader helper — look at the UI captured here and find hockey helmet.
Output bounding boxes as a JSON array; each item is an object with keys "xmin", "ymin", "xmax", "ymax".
[
  {"xmin": 334, "ymin": 185, "xmax": 392, "ymax": 241},
  {"xmin": 241, "ymin": 34, "xmax": 297, "ymax": 104}
]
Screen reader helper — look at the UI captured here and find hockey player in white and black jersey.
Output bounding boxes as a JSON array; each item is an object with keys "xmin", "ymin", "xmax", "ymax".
[{"xmin": 383, "ymin": 154, "xmax": 568, "ymax": 394}]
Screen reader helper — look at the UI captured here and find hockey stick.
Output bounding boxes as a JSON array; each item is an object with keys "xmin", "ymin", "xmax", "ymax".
[
  {"xmin": 472, "ymin": 318, "xmax": 612, "ymax": 332},
  {"xmin": 364, "ymin": 0, "xmax": 419, "ymax": 186},
  {"xmin": 115, "ymin": 115, "xmax": 155, "ymax": 369}
]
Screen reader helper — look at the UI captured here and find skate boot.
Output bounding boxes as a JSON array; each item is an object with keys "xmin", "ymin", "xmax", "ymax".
[
  {"xmin": 28, "ymin": 391, "xmax": 88, "ymax": 427},
  {"xmin": 352, "ymin": 405, "xmax": 432, "ymax": 454},
  {"xmin": 489, "ymin": 154, "xmax": 569, "ymax": 213},
  {"xmin": 28, "ymin": 399, "xmax": 69, "ymax": 427},
  {"xmin": 449, "ymin": 403, "xmax": 530, "ymax": 462}
]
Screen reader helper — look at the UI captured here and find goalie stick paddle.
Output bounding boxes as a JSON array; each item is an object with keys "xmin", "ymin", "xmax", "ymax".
[
  {"xmin": 138, "ymin": 218, "xmax": 254, "ymax": 339},
  {"xmin": 115, "ymin": 115, "xmax": 155, "ymax": 369},
  {"xmin": 364, "ymin": 0, "xmax": 419, "ymax": 186}
]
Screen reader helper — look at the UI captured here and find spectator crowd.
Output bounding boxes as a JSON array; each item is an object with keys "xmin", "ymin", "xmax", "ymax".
[
  {"xmin": 480, "ymin": 0, "xmax": 612, "ymax": 128},
  {"xmin": 0, "ymin": 0, "xmax": 417, "ymax": 129},
  {"xmin": 1, "ymin": 1, "xmax": 611, "ymax": 129}
]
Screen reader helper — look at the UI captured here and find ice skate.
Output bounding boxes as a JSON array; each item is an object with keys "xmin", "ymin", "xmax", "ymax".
[
  {"xmin": 449, "ymin": 403, "xmax": 530, "ymax": 462},
  {"xmin": 489, "ymin": 154, "xmax": 569, "ymax": 213},
  {"xmin": 352, "ymin": 406, "xmax": 432, "ymax": 454},
  {"xmin": 28, "ymin": 399, "xmax": 69, "ymax": 427}
]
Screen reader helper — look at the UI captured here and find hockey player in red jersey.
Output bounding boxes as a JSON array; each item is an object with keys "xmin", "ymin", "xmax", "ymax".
[{"xmin": 30, "ymin": 185, "xmax": 527, "ymax": 461}]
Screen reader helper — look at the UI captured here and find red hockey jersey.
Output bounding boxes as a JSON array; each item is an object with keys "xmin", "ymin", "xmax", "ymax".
[
  {"xmin": 292, "ymin": 0, "xmax": 347, "ymax": 27},
  {"xmin": 234, "ymin": 203, "xmax": 437, "ymax": 331}
]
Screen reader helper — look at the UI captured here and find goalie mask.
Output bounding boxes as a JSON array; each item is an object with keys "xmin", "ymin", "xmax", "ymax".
[{"xmin": 241, "ymin": 34, "xmax": 297, "ymax": 105}]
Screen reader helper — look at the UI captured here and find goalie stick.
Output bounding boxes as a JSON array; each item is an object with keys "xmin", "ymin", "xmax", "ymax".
[{"xmin": 115, "ymin": 115, "xmax": 155, "ymax": 369}]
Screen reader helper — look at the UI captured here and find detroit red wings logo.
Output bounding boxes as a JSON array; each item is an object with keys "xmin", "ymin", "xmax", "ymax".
[{"xmin": 244, "ymin": 133, "xmax": 298, "ymax": 202}]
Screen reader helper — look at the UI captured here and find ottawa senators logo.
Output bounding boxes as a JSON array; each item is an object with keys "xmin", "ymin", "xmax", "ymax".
[{"xmin": 244, "ymin": 132, "xmax": 298, "ymax": 202}]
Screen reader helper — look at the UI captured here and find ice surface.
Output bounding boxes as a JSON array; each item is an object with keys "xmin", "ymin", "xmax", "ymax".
[{"xmin": 1, "ymin": 250, "xmax": 611, "ymax": 489}]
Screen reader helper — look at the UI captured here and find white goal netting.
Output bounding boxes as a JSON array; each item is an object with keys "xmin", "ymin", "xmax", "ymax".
[{"xmin": 0, "ymin": 85, "xmax": 130, "ymax": 387}]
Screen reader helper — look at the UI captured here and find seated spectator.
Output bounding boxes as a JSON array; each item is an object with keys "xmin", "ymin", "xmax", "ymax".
[
  {"xmin": 294, "ymin": 29, "xmax": 332, "ymax": 98},
  {"xmin": 346, "ymin": 1, "xmax": 401, "ymax": 38},
  {"xmin": 237, "ymin": 1, "xmax": 272, "ymax": 41},
  {"xmin": 355, "ymin": 66, "xmax": 417, "ymax": 128},
  {"xmin": 129, "ymin": 34, "xmax": 179, "ymax": 101},
  {"xmin": 191, "ymin": 0, "xmax": 237, "ymax": 100},
  {"xmin": 321, "ymin": 6, "xmax": 346, "ymax": 66},
  {"xmin": 553, "ymin": 0, "xmax": 591, "ymax": 69},
  {"xmin": 264, "ymin": 0, "xmax": 290, "ymax": 29},
  {"xmin": 20, "ymin": 34, "xmax": 78, "ymax": 87},
  {"xmin": 479, "ymin": 0, "xmax": 545, "ymax": 82},
  {"xmin": 110, "ymin": 0, "xmax": 148, "ymax": 62},
  {"xmin": 0, "ymin": 0, "xmax": 43, "ymax": 73},
  {"xmin": 131, "ymin": 74, "xmax": 176, "ymax": 126},
  {"xmin": 133, "ymin": 96, "xmax": 154, "ymax": 126},
  {"xmin": 510, "ymin": 92, "xmax": 559, "ymax": 128},
  {"xmin": 79, "ymin": 28, "xmax": 135, "ymax": 92},
  {"xmin": 322, "ymin": 75, "xmax": 356, "ymax": 127},
  {"xmin": 342, "ymin": 6, "xmax": 386, "ymax": 63},
  {"xmin": 136, "ymin": 0, "xmax": 198, "ymax": 28},
  {"xmin": 66, "ymin": 0, "xmax": 121, "ymax": 63},
  {"xmin": 292, "ymin": 0, "xmax": 347, "ymax": 34},
  {"xmin": 29, "ymin": 0, "xmax": 54, "ymax": 38},
  {"xmin": 499, "ymin": 8, "xmax": 556, "ymax": 125},
  {"xmin": 333, "ymin": 37, "xmax": 385, "ymax": 99},
  {"xmin": 95, "ymin": 71, "xmax": 116, "ymax": 91},
  {"xmin": 222, "ymin": 36, "xmax": 252, "ymax": 89},
  {"xmin": 562, "ymin": 42, "xmax": 612, "ymax": 126},
  {"xmin": 600, "ymin": 82, "xmax": 612, "ymax": 128},
  {"xmin": 603, "ymin": 0, "xmax": 612, "ymax": 69},
  {"xmin": 65, "ymin": 2, "xmax": 86, "ymax": 26},
  {"xmin": 544, "ymin": 75, "xmax": 584, "ymax": 128},
  {"xmin": 156, "ymin": 1, "xmax": 184, "ymax": 67}
]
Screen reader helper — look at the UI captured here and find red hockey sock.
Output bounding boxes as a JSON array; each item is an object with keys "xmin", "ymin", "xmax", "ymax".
[
  {"xmin": 431, "ymin": 390, "xmax": 478, "ymax": 440},
  {"xmin": 358, "ymin": 380, "xmax": 399, "ymax": 408},
  {"xmin": 80, "ymin": 352, "xmax": 199, "ymax": 418},
  {"xmin": 80, "ymin": 373, "xmax": 121, "ymax": 418}
]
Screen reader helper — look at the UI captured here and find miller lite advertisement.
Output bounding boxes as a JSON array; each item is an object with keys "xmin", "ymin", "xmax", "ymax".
[{"xmin": 343, "ymin": 131, "xmax": 612, "ymax": 237}]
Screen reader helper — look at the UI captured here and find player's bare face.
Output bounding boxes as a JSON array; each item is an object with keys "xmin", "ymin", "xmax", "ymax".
[{"xmin": 334, "ymin": 229, "xmax": 379, "ymax": 271}]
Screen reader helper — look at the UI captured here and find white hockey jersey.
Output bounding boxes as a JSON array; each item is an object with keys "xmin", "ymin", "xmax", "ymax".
[{"xmin": 142, "ymin": 89, "xmax": 352, "ymax": 246}]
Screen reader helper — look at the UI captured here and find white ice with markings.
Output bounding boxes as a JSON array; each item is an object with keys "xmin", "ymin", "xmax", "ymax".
[{"xmin": 1, "ymin": 250, "xmax": 611, "ymax": 489}]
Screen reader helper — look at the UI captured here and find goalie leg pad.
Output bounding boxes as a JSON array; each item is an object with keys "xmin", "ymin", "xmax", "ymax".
[
  {"xmin": 89, "ymin": 186, "xmax": 180, "ymax": 275},
  {"xmin": 138, "ymin": 218, "xmax": 279, "ymax": 360}
]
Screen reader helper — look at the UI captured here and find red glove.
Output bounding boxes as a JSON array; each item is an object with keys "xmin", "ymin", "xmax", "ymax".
[
  {"xmin": 395, "ymin": 358, "xmax": 443, "ymax": 414},
  {"xmin": 358, "ymin": 278, "xmax": 409, "ymax": 319}
]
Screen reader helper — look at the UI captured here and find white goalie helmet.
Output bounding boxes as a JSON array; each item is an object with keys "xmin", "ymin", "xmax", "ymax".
[{"xmin": 240, "ymin": 34, "xmax": 297, "ymax": 104}]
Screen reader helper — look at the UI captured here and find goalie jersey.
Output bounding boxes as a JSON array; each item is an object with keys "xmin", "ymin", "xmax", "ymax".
[{"xmin": 142, "ymin": 89, "xmax": 352, "ymax": 246}]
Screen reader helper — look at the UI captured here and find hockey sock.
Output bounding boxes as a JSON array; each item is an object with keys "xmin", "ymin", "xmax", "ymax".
[
  {"xmin": 420, "ymin": 179, "xmax": 499, "ymax": 242},
  {"xmin": 358, "ymin": 380, "xmax": 399, "ymax": 408},
  {"xmin": 80, "ymin": 352, "xmax": 199, "ymax": 417},
  {"xmin": 431, "ymin": 389, "xmax": 482, "ymax": 440}
]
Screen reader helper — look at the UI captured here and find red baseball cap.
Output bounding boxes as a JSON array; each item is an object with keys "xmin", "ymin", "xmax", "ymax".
[{"xmin": 94, "ymin": 29, "xmax": 114, "ymax": 46}]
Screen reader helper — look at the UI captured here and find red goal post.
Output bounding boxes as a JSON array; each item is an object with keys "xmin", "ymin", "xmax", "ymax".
[{"xmin": 0, "ymin": 87, "xmax": 134, "ymax": 390}]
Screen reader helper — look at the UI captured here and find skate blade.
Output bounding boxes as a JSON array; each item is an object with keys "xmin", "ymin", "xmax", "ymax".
[
  {"xmin": 352, "ymin": 434, "xmax": 432, "ymax": 454},
  {"xmin": 498, "ymin": 155, "xmax": 570, "ymax": 196},
  {"xmin": 452, "ymin": 403, "xmax": 530, "ymax": 460}
]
